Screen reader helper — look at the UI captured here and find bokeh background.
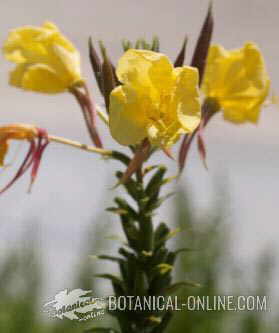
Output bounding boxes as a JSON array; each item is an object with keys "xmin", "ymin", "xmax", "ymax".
[{"xmin": 0, "ymin": 0, "xmax": 278, "ymax": 331}]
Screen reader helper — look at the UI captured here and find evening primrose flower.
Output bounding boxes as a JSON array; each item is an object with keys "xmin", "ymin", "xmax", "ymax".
[
  {"xmin": 0, "ymin": 124, "xmax": 49, "ymax": 194},
  {"xmin": 202, "ymin": 42, "xmax": 270, "ymax": 123},
  {"xmin": 3, "ymin": 21, "xmax": 83, "ymax": 93},
  {"xmin": 109, "ymin": 49, "xmax": 201, "ymax": 148}
]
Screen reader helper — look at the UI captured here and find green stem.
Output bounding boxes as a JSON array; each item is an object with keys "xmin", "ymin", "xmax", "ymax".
[{"xmin": 97, "ymin": 151, "xmax": 177, "ymax": 332}]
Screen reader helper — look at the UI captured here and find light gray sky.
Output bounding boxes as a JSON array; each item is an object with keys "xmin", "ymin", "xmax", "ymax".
[{"xmin": 0, "ymin": 0, "xmax": 279, "ymax": 297}]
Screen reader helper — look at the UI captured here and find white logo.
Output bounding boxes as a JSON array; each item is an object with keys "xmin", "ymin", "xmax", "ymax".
[{"xmin": 43, "ymin": 289, "xmax": 106, "ymax": 321}]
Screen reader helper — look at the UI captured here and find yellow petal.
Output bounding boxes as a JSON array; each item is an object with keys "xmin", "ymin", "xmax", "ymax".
[
  {"xmin": 3, "ymin": 26, "xmax": 48, "ymax": 63},
  {"xmin": 173, "ymin": 66, "xmax": 201, "ymax": 132},
  {"xmin": 51, "ymin": 43, "xmax": 81, "ymax": 84},
  {"xmin": 202, "ymin": 44, "xmax": 228, "ymax": 98},
  {"xmin": 109, "ymin": 86, "xmax": 148, "ymax": 146},
  {"xmin": 21, "ymin": 64, "xmax": 67, "ymax": 93},
  {"xmin": 116, "ymin": 49, "xmax": 173, "ymax": 97},
  {"xmin": 43, "ymin": 21, "xmax": 59, "ymax": 31},
  {"xmin": 9, "ymin": 64, "xmax": 26, "ymax": 87},
  {"xmin": 243, "ymin": 42, "xmax": 270, "ymax": 91}
]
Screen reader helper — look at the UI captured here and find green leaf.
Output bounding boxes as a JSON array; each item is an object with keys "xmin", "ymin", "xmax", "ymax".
[
  {"xmin": 90, "ymin": 255, "xmax": 123, "ymax": 263},
  {"xmin": 147, "ymin": 192, "xmax": 176, "ymax": 211},
  {"xmin": 114, "ymin": 197, "xmax": 139, "ymax": 221},
  {"xmin": 116, "ymin": 171, "xmax": 143, "ymax": 201},
  {"xmin": 111, "ymin": 151, "xmax": 131, "ymax": 166},
  {"xmin": 145, "ymin": 165, "xmax": 167, "ymax": 200},
  {"xmin": 106, "ymin": 207, "xmax": 128, "ymax": 216},
  {"xmin": 164, "ymin": 281, "xmax": 202, "ymax": 294},
  {"xmin": 118, "ymin": 247, "xmax": 136, "ymax": 259},
  {"xmin": 149, "ymin": 247, "xmax": 168, "ymax": 267},
  {"xmin": 154, "ymin": 223, "xmax": 170, "ymax": 246}
]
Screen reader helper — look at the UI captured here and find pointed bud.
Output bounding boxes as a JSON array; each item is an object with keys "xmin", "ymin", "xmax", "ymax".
[
  {"xmin": 162, "ymin": 147, "xmax": 174, "ymax": 160},
  {"xmin": 142, "ymin": 39, "xmax": 151, "ymax": 50},
  {"xmin": 99, "ymin": 41, "xmax": 117, "ymax": 112},
  {"xmin": 120, "ymin": 139, "xmax": 150, "ymax": 184},
  {"xmin": 197, "ymin": 131, "xmax": 208, "ymax": 170},
  {"xmin": 29, "ymin": 128, "xmax": 49, "ymax": 192},
  {"xmin": 122, "ymin": 39, "xmax": 132, "ymax": 52},
  {"xmin": 178, "ymin": 133, "xmax": 193, "ymax": 174},
  {"xmin": 88, "ymin": 37, "xmax": 103, "ymax": 95},
  {"xmin": 174, "ymin": 36, "xmax": 188, "ymax": 67},
  {"xmin": 135, "ymin": 38, "xmax": 145, "ymax": 49},
  {"xmin": 191, "ymin": 2, "xmax": 214, "ymax": 85},
  {"xmin": 151, "ymin": 36, "xmax": 160, "ymax": 52}
]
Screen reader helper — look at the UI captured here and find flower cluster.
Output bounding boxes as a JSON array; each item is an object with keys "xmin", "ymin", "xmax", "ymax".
[
  {"xmin": 0, "ymin": 6, "xmax": 272, "ymax": 190},
  {"xmin": 0, "ymin": 5, "xmax": 275, "ymax": 333}
]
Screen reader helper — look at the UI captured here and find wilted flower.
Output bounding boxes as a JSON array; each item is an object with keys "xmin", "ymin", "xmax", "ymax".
[
  {"xmin": 0, "ymin": 124, "xmax": 49, "ymax": 194},
  {"xmin": 3, "ymin": 21, "xmax": 83, "ymax": 93},
  {"xmin": 109, "ymin": 49, "xmax": 201, "ymax": 148},
  {"xmin": 202, "ymin": 42, "xmax": 270, "ymax": 123}
]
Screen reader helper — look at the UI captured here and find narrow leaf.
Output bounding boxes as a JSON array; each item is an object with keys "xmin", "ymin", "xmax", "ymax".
[
  {"xmin": 116, "ymin": 171, "xmax": 143, "ymax": 201},
  {"xmin": 106, "ymin": 207, "xmax": 128, "ymax": 215},
  {"xmin": 165, "ymin": 281, "xmax": 202, "ymax": 294},
  {"xmin": 145, "ymin": 165, "xmax": 167, "ymax": 197},
  {"xmin": 178, "ymin": 130, "xmax": 196, "ymax": 174},
  {"xmin": 154, "ymin": 223, "xmax": 170, "ymax": 245},
  {"xmin": 89, "ymin": 255, "xmax": 123, "ymax": 263},
  {"xmin": 111, "ymin": 151, "xmax": 131, "ymax": 166}
]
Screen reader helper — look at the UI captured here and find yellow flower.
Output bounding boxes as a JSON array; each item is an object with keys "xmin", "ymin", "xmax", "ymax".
[
  {"xmin": 3, "ymin": 22, "xmax": 83, "ymax": 93},
  {"xmin": 0, "ymin": 124, "xmax": 38, "ymax": 166},
  {"xmin": 109, "ymin": 49, "xmax": 201, "ymax": 148},
  {"xmin": 202, "ymin": 42, "xmax": 270, "ymax": 123}
]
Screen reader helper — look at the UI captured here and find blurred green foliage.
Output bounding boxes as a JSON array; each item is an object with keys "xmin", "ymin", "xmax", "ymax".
[
  {"xmin": 166, "ymin": 189, "xmax": 277, "ymax": 333},
  {"xmin": 0, "ymin": 189, "xmax": 277, "ymax": 332}
]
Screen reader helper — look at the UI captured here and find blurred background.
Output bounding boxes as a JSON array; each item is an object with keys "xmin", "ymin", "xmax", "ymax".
[{"xmin": 0, "ymin": 0, "xmax": 278, "ymax": 331}]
